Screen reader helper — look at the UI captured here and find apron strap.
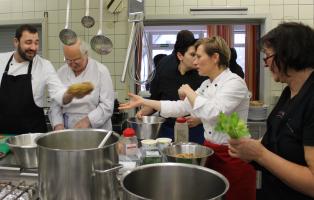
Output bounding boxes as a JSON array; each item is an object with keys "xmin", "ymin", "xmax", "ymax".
[
  {"xmin": 4, "ymin": 54, "xmax": 14, "ymax": 73},
  {"xmin": 4, "ymin": 54, "xmax": 33, "ymax": 75}
]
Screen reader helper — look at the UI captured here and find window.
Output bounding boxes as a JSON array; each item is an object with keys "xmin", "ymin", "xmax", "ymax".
[
  {"xmin": 233, "ymin": 25, "xmax": 246, "ymax": 73},
  {"xmin": 139, "ymin": 24, "xmax": 250, "ymax": 91}
]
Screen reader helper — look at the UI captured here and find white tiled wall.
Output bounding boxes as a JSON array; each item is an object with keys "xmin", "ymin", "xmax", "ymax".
[{"xmin": 0, "ymin": 0, "xmax": 313, "ymax": 104}]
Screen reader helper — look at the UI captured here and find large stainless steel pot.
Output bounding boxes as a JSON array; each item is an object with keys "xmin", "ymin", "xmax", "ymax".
[
  {"xmin": 121, "ymin": 163, "xmax": 229, "ymax": 200},
  {"xmin": 36, "ymin": 129, "xmax": 119, "ymax": 200}
]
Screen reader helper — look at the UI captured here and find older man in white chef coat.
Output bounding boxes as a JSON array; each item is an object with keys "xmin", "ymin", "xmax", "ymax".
[{"xmin": 50, "ymin": 39, "xmax": 114, "ymax": 130}]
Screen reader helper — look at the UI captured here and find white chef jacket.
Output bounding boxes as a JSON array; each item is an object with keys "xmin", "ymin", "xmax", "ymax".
[
  {"xmin": 0, "ymin": 51, "xmax": 66, "ymax": 106},
  {"xmin": 160, "ymin": 69, "xmax": 250, "ymax": 144},
  {"xmin": 49, "ymin": 57, "xmax": 114, "ymax": 130}
]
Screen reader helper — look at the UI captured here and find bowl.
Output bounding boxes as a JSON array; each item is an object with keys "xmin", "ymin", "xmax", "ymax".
[
  {"xmin": 127, "ymin": 116, "xmax": 165, "ymax": 140},
  {"xmin": 140, "ymin": 139, "xmax": 157, "ymax": 150},
  {"xmin": 121, "ymin": 163, "xmax": 229, "ymax": 200},
  {"xmin": 156, "ymin": 137, "xmax": 172, "ymax": 151},
  {"xmin": 162, "ymin": 142, "xmax": 214, "ymax": 166},
  {"xmin": 6, "ymin": 133, "xmax": 43, "ymax": 168}
]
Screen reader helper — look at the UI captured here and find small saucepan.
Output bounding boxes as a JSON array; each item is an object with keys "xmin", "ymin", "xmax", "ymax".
[{"xmin": 6, "ymin": 133, "xmax": 43, "ymax": 168}]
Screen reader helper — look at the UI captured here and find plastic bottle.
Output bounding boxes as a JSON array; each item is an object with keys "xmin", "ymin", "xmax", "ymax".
[
  {"xmin": 174, "ymin": 117, "xmax": 189, "ymax": 143},
  {"xmin": 121, "ymin": 128, "xmax": 138, "ymax": 157}
]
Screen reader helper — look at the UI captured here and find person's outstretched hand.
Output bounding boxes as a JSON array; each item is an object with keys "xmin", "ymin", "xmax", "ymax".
[{"xmin": 118, "ymin": 93, "xmax": 144, "ymax": 110}]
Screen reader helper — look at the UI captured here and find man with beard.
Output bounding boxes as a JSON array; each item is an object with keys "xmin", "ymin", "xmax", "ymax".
[{"xmin": 0, "ymin": 24, "xmax": 87, "ymax": 134}]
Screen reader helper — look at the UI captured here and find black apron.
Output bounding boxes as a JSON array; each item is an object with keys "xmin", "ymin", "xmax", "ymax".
[{"xmin": 0, "ymin": 54, "xmax": 47, "ymax": 134}]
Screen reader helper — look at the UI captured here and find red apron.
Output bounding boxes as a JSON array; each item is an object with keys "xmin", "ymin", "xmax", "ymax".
[{"xmin": 204, "ymin": 140, "xmax": 256, "ymax": 200}]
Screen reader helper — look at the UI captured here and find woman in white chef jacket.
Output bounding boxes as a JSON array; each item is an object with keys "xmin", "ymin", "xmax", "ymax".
[
  {"xmin": 49, "ymin": 39, "xmax": 114, "ymax": 130},
  {"xmin": 119, "ymin": 36, "xmax": 256, "ymax": 200}
]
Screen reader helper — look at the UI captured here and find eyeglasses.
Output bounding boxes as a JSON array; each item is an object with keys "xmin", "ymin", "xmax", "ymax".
[
  {"xmin": 65, "ymin": 57, "xmax": 82, "ymax": 64},
  {"xmin": 263, "ymin": 54, "xmax": 275, "ymax": 63}
]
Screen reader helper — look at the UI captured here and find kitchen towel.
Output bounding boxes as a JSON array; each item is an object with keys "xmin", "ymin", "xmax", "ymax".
[{"xmin": 0, "ymin": 135, "xmax": 11, "ymax": 158}]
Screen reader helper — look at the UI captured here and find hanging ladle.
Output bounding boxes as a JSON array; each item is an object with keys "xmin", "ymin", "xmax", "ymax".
[
  {"xmin": 81, "ymin": 0, "xmax": 95, "ymax": 28},
  {"xmin": 90, "ymin": 0, "xmax": 113, "ymax": 55},
  {"xmin": 59, "ymin": 0, "xmax": 77, "ymax": 45},
  {"xmin": 98, "ymin": 131, "xmax": 113, "ymax": 148}
]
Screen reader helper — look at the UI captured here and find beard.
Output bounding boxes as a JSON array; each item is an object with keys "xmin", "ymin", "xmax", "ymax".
[{"xmin": 17, "ymin": 44, "xmax": 36, "ymax": 61}]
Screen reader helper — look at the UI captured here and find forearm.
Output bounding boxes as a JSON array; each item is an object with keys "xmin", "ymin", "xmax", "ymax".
[
  {"xmin": 142, "ymin": 99, "xmax": 161, "ymax": 112},
  {"xmin": 185, "ymin": 90, "xmax": 198, "ymax": 107},
  {"xmin": 62, "ymin": 91, "xmax": 74, "ymax": 105},
  {"xmin": 140, "ymin": 106, "xmax": 156, "ymax": 116},
  {"xmin": 88, "ymin": 103, "xmax": 113, "ymax": 128},
  {"xmin": 257, "ymin": 148, "xmax": 314, "ymax": 197}
]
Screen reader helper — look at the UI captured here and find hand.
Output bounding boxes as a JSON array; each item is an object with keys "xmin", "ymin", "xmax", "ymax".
[
  {"xmin": 118, "ymin": 93, "xmax": 145, "ymax": 110},
  {"xmin": 135, "ymin": 110, "xmax": 144, "ymax": 119},
  {"xmin": 228, "ymin": 138, "xmax": 265, "ymax": 162},
  {"xmin": 54, "ymin": 124, "xmax": 65, "ymax": 131},
  {"xmin": 178, "ymin": 84, "xmax": 192, "ymax": 100},
  {"xmin": 185, "ymin": 116, "xmax": 201, "ymax": 128},
  {"xmin": 74, "ymin": 117, "xmax": 91, "ymax": 128}
]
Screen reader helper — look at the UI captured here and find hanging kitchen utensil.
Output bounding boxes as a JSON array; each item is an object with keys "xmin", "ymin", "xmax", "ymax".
[
  {"xmin": 90, "ymin": 0, "xmax": 113, "ymax": 55},
  {"xmin": 59, "ymin": 0, "xmax": 77, "ymax": 45},
  {"xmin": 81, "ymin": 0, "xmax": 95, "ymax": 28},
  {"xmin": 98, "ymin": 131, "xmax": 113, "ymax": 148}
]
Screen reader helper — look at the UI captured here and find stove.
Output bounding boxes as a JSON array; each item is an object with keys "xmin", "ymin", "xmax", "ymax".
[
  {"xmin": 0, "ymin": 164, "xmax": 38, "ymax": 200},
  {"xmin": 0, "ymin": 180, "xmax": 38, "ymax": 200}
]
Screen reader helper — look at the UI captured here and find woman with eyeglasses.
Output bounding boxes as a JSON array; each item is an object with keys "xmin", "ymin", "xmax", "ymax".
[
  {"xmin": 119, "ymin": 36, "xmax": 256, "ymax": 200},
  {"xmin": 229, "ymin": 22, "xmax": 314, "ymax": 200}
]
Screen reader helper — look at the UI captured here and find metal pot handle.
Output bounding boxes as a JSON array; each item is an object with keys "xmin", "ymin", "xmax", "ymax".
[{"xmin": 94, "ymin": 164, "xmax": 123, "ymax": 174}]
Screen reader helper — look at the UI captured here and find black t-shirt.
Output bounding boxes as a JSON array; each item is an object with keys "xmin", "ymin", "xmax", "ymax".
[
  {"xmin": 256, "ymin": 72, "xmax": 314, "ymax": 200},
  {"xmin": 149, "ymin": 53, "xmax": 207, "ymax": 126}
]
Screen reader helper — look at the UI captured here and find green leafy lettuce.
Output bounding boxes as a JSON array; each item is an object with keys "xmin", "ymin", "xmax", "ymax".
[{"xmin": 214, "ymin": 112, "xmax": 250, "ymax": 139}]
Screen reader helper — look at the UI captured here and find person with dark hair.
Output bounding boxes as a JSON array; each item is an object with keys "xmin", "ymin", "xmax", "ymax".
[
  {"xmin": 145, "ymin": 54, "xmax": 167, "ymax": 90},
  {"xmin": 229, "ymin": 22, "xmax": 314, "ymax": 199},
  {"xmin": 229, "ymin": 47, "xmax": 244, "ymax": 78},
  {"xmin": 153, "ymin": 54, "xmax": 167, "ymax": 69},
  {"xmin": 137, "ymin": 30, "xmax": 207, "ymax": 144},
  {"xmin": 0, "ymin": 24, "xmax": 89, "ymax": 134},
  {"xmin": 119, "ymin": 36, "xmax": 255, "ymax": 200}
]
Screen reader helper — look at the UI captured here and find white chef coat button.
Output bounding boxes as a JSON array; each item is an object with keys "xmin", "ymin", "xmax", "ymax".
[{"xmin": 214, "ymin": 84, "xmax": 217, "ymax": 87}]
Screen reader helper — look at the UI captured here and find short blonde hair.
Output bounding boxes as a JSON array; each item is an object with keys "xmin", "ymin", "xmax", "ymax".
[{"xmin": 195, "ymin": 36, "xmax": 231, "ymax": 69}]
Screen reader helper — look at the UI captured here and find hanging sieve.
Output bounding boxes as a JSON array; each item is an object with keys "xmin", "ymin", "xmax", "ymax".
[
  {"xmin": 81, "ymin": 0, "xmax": 95, "ymax": 28},
  {"xmin": 90, "ymin": 0, "xmax": 113, "ymax": 55},
  {"xmin": 59, "ymin": 0, "xmax": 77, "ymax": 45}
]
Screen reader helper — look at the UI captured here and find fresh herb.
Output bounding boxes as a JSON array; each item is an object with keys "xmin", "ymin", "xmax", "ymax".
[{"xmin": 214, "ymin": 112, "xmax": 250, "ymax": 139}]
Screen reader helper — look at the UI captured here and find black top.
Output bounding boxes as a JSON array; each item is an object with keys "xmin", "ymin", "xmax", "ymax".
[
  {"xmin": 229, "ymin": 61, "xmax": 244, "ymax": 79},
  {"xmin": 256, "ymin": 71, "xmax": 314, "ymax": 200},
  {"xmin": 149, "ymin": 53, "xmax": 207, "ymax": 126}
]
